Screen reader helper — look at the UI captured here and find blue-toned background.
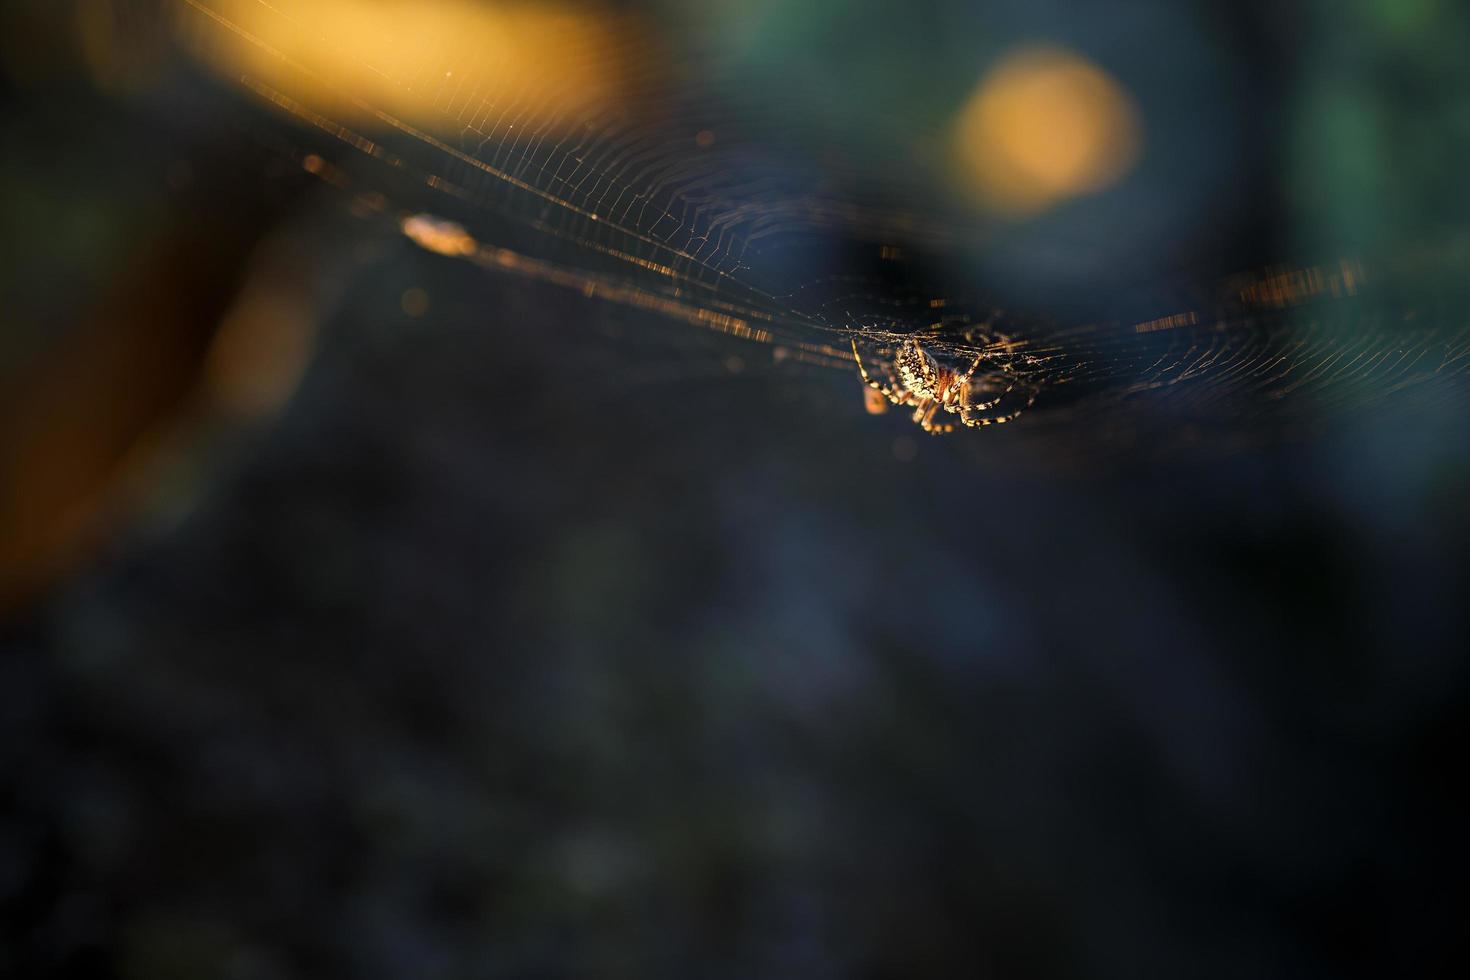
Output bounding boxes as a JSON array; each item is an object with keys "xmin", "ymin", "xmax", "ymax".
[{"xmin": 3, "ymin": 1, "xmax": 1469, "ymax": 977}]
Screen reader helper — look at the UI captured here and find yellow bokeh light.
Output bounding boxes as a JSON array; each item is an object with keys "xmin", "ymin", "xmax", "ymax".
[
  {"xmin": 188, "ymin": 0, "xmax": 630, "ymax": 136},
  {"xmin": 951, "ymin": 46, "xmax": 1142, "ymax": 214}
]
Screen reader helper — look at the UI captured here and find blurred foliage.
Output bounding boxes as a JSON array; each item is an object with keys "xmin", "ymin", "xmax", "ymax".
[{"xmin": 1288, "ymin": 0, "xmax": 1470, "ymax": 252}]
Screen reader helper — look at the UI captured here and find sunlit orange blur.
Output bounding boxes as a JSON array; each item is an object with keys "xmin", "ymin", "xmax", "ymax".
[
  {"xmin": 205, "ymin": 286, "xmax": 317, "ymax": 418},
  {"xmin": 184, "ymin": 0, "xmax": 631, "ymax": 136},
  {"xmin": 864, "ymin": 386, "xmax": 891, "ymax": 415},
  {"xmin": 951, "ymin": 46, "xmax": 1142, "ymax": 214},
  {"xmin": 0, "ymin": 199, "xmax": 274, "ymax": 613},
  {"xmin": 402, "ymin": 213, "xmax": 479, "ymax": 258}
]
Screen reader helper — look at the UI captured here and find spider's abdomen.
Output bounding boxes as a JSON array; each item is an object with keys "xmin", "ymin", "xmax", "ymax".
[{"xmin": 894, "ymin": 340, "xmax": 940, "ymax": 398}]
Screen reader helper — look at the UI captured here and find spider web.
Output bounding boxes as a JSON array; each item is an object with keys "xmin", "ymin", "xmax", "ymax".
[{"xmin": 148, "ymin": 0, "xmax": 1470, "ymax": 450}]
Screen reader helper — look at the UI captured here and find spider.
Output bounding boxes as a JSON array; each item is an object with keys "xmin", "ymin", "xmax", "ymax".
[{"xmin": 851, "ymin": 334, "xmax": 1038, "ymax": 433}]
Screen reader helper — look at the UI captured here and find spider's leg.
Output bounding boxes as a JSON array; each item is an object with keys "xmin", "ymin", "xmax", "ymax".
[
  {"xmin": 951, "ymin": 343, "xmax": 1034, "ymax": 415},
  {"xmin": 915, "ymin": 398, "xmax": 950, "ymax": 433},
  {"xmin": 854, "ymin": 337, "xmax": 918, "ymax": 411},
  {"xmin": 960, "ymin": 351, "xmax": 988, "ymax": 397},
  {"xmin": 851, "ymin": 338, "xmax": 887, "ymax": 391},
  {"xmin": 958, "ymin": 349, "xmax": 985, "ymax": 384},
  {"xmin": 925, "ymin": 409, "xmax": 954, "ymax": 434},
  {"xmin": 852, "ymin": 337, "xmax": 909, "ymax": 412},
  {"xmin": 954, "ymin": 374, "xmax": 1016, "ymax": 414},
  {"xmin": 958, "ymin": 384, "xmax": 1040, "ymax": 427}
]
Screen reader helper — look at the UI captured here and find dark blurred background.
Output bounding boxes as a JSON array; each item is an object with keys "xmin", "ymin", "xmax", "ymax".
[{"xmin": 3, "ymin": 1, "xmax": 1470, "ymax": 977}]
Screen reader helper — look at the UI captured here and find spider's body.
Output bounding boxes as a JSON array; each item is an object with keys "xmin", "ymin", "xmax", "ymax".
[{"xmin": 851, "ymin": 335, "xmax": 1038, "ymax": 434}]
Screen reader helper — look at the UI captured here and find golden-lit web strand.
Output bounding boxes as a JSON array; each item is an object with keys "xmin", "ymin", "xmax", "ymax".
[
  {"xmin": 400, "ymin": 213, "xmax": 769, "ymax": 343},
  {"xmin": 396, "ymin": 209, "xmax": 858, "ymax": 372},
  {"xmin": 279, "ymin": 115, "xmax": 851, "ymax": 362},
  {"xmin": 236, "ymin": 73, "xmax": 822, "ymax": 346},
  {"xmin": 175, "ymin": 0, "xmax": 803, "ymax": 320}
]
